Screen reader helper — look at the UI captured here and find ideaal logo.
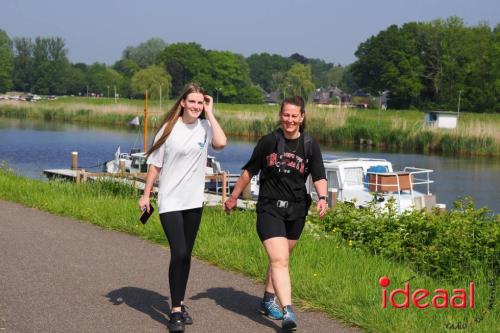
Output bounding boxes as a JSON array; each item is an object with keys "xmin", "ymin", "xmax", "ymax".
[
  {"xmin": 379, "ymin": 276, "xmax": 475, "ymax": 309},
  {"xmin": 378, "ymin": 275, "xmax": 497, "ymax": 330}
]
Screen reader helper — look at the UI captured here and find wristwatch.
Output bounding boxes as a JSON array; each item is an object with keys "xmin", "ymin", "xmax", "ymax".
[{"xmin": 318, "ymin": 195, "xmax": 328, "ymax": 203}]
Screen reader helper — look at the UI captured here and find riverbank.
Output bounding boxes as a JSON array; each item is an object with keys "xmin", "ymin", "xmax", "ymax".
[
  {"xmin": 1, "ymin": 97, "xmax": 498, "ymax": 157},
  {"xmin": 0, "ymin": 168, "xmax": 497, "ymax": 333}
]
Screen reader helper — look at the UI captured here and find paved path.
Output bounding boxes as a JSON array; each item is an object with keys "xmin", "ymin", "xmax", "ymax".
[{"xmin": 0, "ymin": 200, "xmax": 361, "ymax": 333}]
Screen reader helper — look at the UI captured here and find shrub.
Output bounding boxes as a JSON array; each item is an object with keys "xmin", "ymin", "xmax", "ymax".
[{"xmin": 309, "ymin": 197, "xmax": 499, "ymax": 281}]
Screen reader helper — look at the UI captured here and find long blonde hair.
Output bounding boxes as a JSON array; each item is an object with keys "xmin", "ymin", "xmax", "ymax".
[{"xmin": 147, "ymin": 83, "xmax": 206, "ymax": 156}]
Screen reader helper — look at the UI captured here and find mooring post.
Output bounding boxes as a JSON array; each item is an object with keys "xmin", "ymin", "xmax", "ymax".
[
  {"xmin": 119, "ymin": 158, "xmax": 126, "ymax": 172},
  {"xmin": 242, "ymin": 182, "xmax": 252, "ymax": 200},
  {"xmin": 328, "ymin": 188, "xmax": 338, "ymax": 208},
  {"xmin": 71, "ymin": 151, "xmax": 78, "ymax": 170},
  {"xmin": 221, "ymin": 172, "xmax": 227, "ymax": 204}
]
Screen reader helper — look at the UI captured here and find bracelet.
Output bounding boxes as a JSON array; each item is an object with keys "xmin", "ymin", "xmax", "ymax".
[{"xmin": 318, "ymin": 196, "xmax": 328, "ymax": 202}]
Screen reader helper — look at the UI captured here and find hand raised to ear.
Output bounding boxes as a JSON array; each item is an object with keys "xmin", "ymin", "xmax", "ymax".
[{"xmin": 204, "ymin": 95, "xmax": 214, "ymax": 116}]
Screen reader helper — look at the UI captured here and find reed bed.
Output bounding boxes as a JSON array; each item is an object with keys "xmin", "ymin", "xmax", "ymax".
[
  {"xmin": 1, "ymin": 99, "xmax": 498, "ymax": 156},
  {"xmin": 460, "ymin": 120, "xmax": 500, "ymax": 142}
]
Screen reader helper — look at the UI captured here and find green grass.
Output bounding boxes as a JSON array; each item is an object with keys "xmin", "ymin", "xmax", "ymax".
[{"xmin": 0, "ymin": 168, "xmax": 498, "ymax": 333}]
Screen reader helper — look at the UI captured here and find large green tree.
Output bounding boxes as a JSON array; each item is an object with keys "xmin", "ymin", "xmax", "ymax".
[
  {"xmin": 352, "ymin": 24, "xmax": 424, "ymax": 108},
  {"xmin": 322, "ymin": 65, "xmax": 345, "ymax": 88},
  {"xmin": 12, "ymin": 37, "xmax": 34, "ymax": 92},
  {"xmin": 0, "ymin": 29, "xmax": 13, "ymax": 92},
  {"xmin": 122, "ymin": 38, "xmax": 166, "ymax": 69},
  {"xmin": 458, "ymin": 23, "xmax": 499, "ymax": 112},
  {"xmin": 64, "ymin": 63, "xmax": 87, "ymax": 96},
  {"xmin": 203, "ymin": 50, "xmax": 261, "ymax": 103},
  {"xmin": 112, "ymin": 59, "xmax": 140, "ymax": 97},
  {"xmin": 157, "ymin": 42, "xmax": 209, "ymax": 96},
  {"xmin": 308, "ymin": 58, "xmax": 335, "ymax": 88},
  {"xmin": 32, "ymin": 37, "xmax": 70, "ymax": 94},
  {"xmin": 246, "ymin": 53, "xmax": 294, "ymax": 92},
  {"xmin": 351, "ymin": 17, "xmax": 499, "ymax": 112},
  {"xmin": 86, "ymin": 63, "xmax": 125, "ymax": 97},
  {"xmin": 130, "ymin": 64, "xmax": 171, "ymax": 99},
  {"xmin": 113, "ymin": 58, "xmax": 140, "ymax": 78},
  {"xmin": 12, "ymin": 37, "xmax": 70, "ymax": 94},
  {"xmin": 338, "ymin": 65, "xmax": 359, "ymax": 93},
  {"xmin": 283, "ymin": 63, "xmax": 315, "ymax": 101},
  {"xmin": 417, "ymin": 18, "xmax": 468, "ymax": 108}
]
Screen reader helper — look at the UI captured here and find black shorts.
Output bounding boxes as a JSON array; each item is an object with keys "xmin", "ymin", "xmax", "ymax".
[{"xmin": 256, "ymin": 199, "xmax": 307, "ymax": 241}]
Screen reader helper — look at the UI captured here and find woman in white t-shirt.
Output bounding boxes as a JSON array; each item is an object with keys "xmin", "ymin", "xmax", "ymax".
[{"xmin": 139, "ymin": 83, "xmax": 226, "ymax": 332}]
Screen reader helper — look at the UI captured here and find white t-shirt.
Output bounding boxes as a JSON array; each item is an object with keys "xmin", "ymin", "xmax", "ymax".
[{"xmin": 147, "ymin": 118, "xmax": 213, "ymax": 213}]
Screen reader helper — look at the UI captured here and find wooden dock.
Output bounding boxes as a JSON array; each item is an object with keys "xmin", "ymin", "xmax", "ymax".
[{"xmin": 43, "ymin": 168, "xmax": 255, "ymax": 209}]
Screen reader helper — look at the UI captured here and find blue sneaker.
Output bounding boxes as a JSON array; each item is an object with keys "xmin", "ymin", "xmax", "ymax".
[
  {"xmin": 259, "ymin": 296, "xmax": 283, "ymax": 320},
  {"xmin": 282, "ymin": 305, "xmax": 297, "ymax": 331}
]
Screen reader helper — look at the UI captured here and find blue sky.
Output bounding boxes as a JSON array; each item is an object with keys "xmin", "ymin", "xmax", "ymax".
[{"xmin": 1, "ymin": 0, "xmax": 498, "ymax": 66}]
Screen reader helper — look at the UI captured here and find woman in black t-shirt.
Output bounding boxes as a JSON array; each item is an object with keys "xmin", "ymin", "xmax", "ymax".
[{"xmin": 224, "ymin": 96, "xmax": 327, "ymax": 331}]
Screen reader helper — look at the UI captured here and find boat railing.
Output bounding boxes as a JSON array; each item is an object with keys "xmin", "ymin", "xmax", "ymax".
[
  {"xmin": 363, "ymin": 167, "xmax": 434, "ymax": 212},
  {"xmin": 403, "ymin": 167, "xmax": 434, "ymax": 195},
  {"xmin": 364, "ymin": 168, "xmax": 434, "ymax": 193},
  {"xmin": 364, "ymin": 171, "xmax": 412, "ymax": 212}
]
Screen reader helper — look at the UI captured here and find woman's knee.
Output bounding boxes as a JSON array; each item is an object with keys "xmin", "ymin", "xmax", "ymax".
[
  {"xmin": 269, "ymin": 255, "xmax": 289, "ymax": 269},
  {"xmin": 170, "ymin": 249, "xmax": 190, "ymax": 265}
]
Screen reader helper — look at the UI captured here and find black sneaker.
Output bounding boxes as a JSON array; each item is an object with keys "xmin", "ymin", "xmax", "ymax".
[
  {"xmin": 181, "ymin": 304, "xmax": 193, "ymax": 325},
  {"xmin": 168, "ymin": 312, "xmax": 185, "ymax": 332}
]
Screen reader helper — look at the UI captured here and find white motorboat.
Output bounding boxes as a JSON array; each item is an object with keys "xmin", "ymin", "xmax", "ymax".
[
  {"xmin": 105, "ymin": 146, "xmax": 221, "ymax": 177},
  {"xmin": 104, "ymin": 147, "xmax": 147, "ymax": 173},
  {"xmin": 308, "ymin": 157, "xmax": 439, "ymax": 213}
]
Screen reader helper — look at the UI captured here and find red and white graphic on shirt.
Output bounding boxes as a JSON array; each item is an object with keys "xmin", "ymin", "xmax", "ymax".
[{"xmin": 266, "ymin": 152, "xmax": 305, "ymax": 174}]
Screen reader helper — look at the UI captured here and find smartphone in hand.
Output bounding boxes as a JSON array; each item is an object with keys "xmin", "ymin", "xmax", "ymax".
[{"xmin": 139, "ymin": 204, "xmax": 154, "ymax": 224}]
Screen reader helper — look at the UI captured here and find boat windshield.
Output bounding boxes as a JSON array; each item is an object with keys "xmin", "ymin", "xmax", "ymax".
[
  {"xmin": 344, "ymin": 167, "xmax": 364, "ymax": 186},
  {"xmin": 327, "ymin": 170, "xmax": 340, "ymax": 189}
]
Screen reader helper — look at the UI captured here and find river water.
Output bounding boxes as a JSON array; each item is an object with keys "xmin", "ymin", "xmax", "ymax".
[{"xmin": 1, "ymin": 117, "xmax": 498, "ymax": 213}]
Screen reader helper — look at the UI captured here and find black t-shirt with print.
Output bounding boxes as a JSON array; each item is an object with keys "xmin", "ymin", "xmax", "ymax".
[{"xmin": 242, "ymin": 131, "xmax": 326, "ymax": 202}]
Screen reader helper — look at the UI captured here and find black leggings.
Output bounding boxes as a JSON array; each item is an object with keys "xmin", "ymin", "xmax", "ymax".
[{"xmin": 160, "ymin": 207, "xmax": 203, "ymax": 308}]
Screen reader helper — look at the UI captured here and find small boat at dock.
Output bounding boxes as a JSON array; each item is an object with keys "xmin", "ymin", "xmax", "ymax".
[
  {"xmin": 307, "ymin": 157, "xmax": 441, "ymax": 213},
  {"xmin": 104, "ymin": 147, "xmax": 147, "ymax": 174}
]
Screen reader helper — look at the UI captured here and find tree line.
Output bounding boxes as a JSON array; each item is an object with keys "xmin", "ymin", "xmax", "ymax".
[
  {"xmin": 352, "ymin": 17, "xmax": 499, "ymax": 113},
  {"xmin": 0, "ymin": 16, "xmax": 498, "ymax": 112},
  {"xmin": 0, "ymin": 33, "xmax": 333, "ymax": 104}
]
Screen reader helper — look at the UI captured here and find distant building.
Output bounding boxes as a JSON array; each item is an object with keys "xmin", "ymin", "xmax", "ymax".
[
  {"xmin": 311, "ymin": 86, "xmax": 350, "ymax": 105},
  {"xmin": 264, "ymin": 91, "xmax": 280, "ymax": 105},
  {"xmin": 424, "ymin": 111, "xmax": 458, "ymax": 129},
  {"xmin": 350, "ymin": 89, "xmax": 371, "ymax": 108}
]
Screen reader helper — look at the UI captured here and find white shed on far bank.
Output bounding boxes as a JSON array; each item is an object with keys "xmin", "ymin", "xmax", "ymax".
[{"xmin": 424, "ymin": 111, "xmax": 458, "ymax": 129}]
